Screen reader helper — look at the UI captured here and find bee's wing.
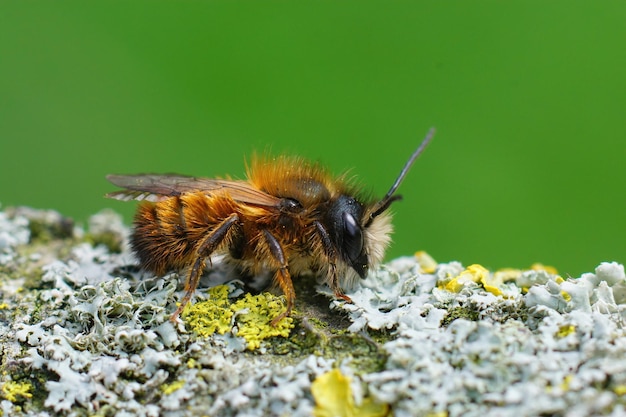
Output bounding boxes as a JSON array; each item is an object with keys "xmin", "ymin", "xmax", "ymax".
[{"xmin": 106, "ymin": 174, "xmax": 282, "ymax": 207}]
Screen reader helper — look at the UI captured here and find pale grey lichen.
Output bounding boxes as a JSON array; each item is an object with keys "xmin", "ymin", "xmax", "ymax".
[
  {"xmin": 1, "ymin": 206, "xmax": 625, "ymax": 416},
  {"xmin": 329, "ymin": 258, "xmax": 626, "ymax": 417},
  {"xmin": 0, "ymin": 209, "xmax": 30, "ymax": 264}
]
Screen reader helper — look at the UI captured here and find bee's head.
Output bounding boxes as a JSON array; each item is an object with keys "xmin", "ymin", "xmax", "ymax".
[
  {"xmin": 329, "ymin": 128, "xmax": 435, "ymax": 279},
  {"xmin": 326, "ymin": 195, "xmax": 390, "ymax": 279}
]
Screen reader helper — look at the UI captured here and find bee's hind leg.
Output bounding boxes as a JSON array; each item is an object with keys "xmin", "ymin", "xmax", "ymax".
[
  {"xmin": 269, "ymin": 267, "xmax": 295, "ymax": 327},
  {"xmin": 170, "ymin": 213, "xmax": 240, "ymax": 321},
  {"xmin": 261, "ymin": 229, "xmax": 296, "ymax": 327}
]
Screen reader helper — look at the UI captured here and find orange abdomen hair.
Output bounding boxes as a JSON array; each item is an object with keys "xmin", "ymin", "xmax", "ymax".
[{"xmin": 131, "ymin": 192, "xmax": 240, "ymax": 275}]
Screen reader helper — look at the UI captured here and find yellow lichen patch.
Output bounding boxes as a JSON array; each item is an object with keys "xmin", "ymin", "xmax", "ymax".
[
  {"xmin": 481, "ymin": 282, "xmax": 503, "ymax": 296},
  {"xmin": 311, "ymin": 369, "xmax": 389, "ymax": 417},
  {"xmin": 560, "ymin": 290, "xmax": 572, "ymax": 302},
  {"xmin": 441, "ymin": 267, "xmax": 479, "ymax": 293},
  {"xmin": 1, "ymin": 381, "xmax": 32, "ymax": 403},
  {"xmin": 494, "ymin": 268, "xmax": 522, "ymax": 283},
  {"xmin": 440, "ymin": 264, "xmax": 488, "ymax": 293},
  {"xmin": 560, "ymin": 374, "xmax": 573, "ymax": 391},
  {"xmin": 531, "ymin": 263, "xmax": 558, "ymax": 275},
  {"xmin": 161, "ymin": 380, "xmax": 185, "ymax": 395},
  {"xmin": 182, "ymin": 285, "xmax": 294, "ymax": 351},
  {"xmin": 439, "ymin": 264, "xmax": 508, "ymax": 296},
  {"xmin": 441, "ymin": 278, "xmax": 462, "ymax": 293},
  {"xmin": 230, "ymin": 292, "xmax": 294, "ymax": 350},
  {"xmin": 614, "ymin": 385, "xmax": 626, "ymax": 396},
  {"xmin": 414, "ymin": 251, "xmax": 438, "ymax": 273},
  {"xmin": 0, "ymin": 303, "xmax": 9, "ymax": 310},
  {"xmin": 474, "ymin": 265, "xmax": 505, "ymax": 296},
  {"xmin": 182, "ymin": 285, "xmax": 234, "ymax": 337},
  {"xmin": 556, "ymin": 324, "xmax": 576, "ymax": 338}
]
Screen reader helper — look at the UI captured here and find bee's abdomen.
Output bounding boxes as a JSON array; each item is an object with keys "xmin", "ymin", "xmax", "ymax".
[
  {"xmin": 131, "ymin": 200, "xmax": 195, "ymax": 275},
  {"xmin": 131, "ymin": 193, "xmax": 240, "ymax": 276}
]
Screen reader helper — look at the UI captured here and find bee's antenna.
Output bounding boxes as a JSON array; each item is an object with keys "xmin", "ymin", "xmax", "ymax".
[{"xmin": 368, "ymin": 127, "xmax": 436, "ymax": 221}]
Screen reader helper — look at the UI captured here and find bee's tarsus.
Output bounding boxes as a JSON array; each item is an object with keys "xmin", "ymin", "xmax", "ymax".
[
  {"xmin": 334, "ymin": 291, "xmax": 352, "ymax": 303},
  {"xmin": 270, "ymin": 304, "xmax": 292, "ymax": 327}
]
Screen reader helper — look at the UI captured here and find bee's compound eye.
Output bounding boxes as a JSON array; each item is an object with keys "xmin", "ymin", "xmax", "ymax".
[
  {"xmin": 342, "ymin": 212, "xmax": 363, "ymax": 262},
  {"xmin": 280, "ymin": 198, "xmax": 303, "ymax": 212}
]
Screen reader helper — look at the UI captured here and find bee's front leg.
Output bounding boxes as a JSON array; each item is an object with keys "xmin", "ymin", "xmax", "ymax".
[{"xmin": 313, "ymin": 220, "xmax": 352, "ymax": 304}]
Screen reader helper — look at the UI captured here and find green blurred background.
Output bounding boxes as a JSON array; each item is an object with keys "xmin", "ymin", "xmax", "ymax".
[{"xmin": 1, "ymin": 1, "xmax": 624, "ymax": 277}]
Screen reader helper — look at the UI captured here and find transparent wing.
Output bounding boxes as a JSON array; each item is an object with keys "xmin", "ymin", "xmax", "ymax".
[{"xmin": 106, "ymin": 174, "xmax": 281, "ymax": 207}]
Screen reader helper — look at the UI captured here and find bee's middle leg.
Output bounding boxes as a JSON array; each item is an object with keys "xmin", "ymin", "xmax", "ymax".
[{"xmin": 171, "ymin": 213, "xmax": 240, "ymax": 321}]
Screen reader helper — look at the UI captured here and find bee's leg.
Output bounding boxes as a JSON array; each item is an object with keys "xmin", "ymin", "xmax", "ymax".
[
  {"xmin": 330, "ymin": 274, "xmax": 352, "ymax": 302},
  {"xmin": 261, "ymin": 229, "xmax": 295, "ymax": 326},
  {"xmin": 314, "ymin": 221, "xmax": 352, "ymax": 303},
  {"xmin": 170, "ymin": 213, "xmax": 240, "ymax": 321},
  {"xmin": 328, "ymin": 262, "xmax": 353, "ymax": 303}
]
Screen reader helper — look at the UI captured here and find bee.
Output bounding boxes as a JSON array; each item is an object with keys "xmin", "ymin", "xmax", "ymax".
[{"xmin": 106, "ymin": 128, "xmax": 435, "ymax": 325}]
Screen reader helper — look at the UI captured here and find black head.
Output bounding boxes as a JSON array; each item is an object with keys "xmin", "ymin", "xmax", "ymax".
[
  {"xmin": 324, "ymin": 128, "xmax": 436, "ymax": 279},
  {"xmin": 325, "ymin": 194, "xmax": 369, "ymax": 277}
]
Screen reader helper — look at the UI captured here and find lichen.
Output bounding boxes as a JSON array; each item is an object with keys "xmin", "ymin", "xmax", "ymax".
[
  {"xmin": 1, "ymin": 381, "xmax": 33, "ymax": 403},
  {"xmin": 161, "ymin": 379, "xmax": 186, "ymax": 395},
  {"xmin": 1, "ymin": 206, "xmax": 626, "ymax": 416},
  {"xmin": 84, "ymin": 209, "xmax": 128, "ymax": 253},
  {"xmin": 437, "ymin": 263, "xmax": 510, "ymax": 297},
  {"xmin": 414, "ymin": 250, "xmax": 438, "ymax": 273},
  {"xmin": 555, "ymin": 324, "xmax": 576, "ymax": 338},
  {"xmin": 333, "ymin": 255, "xmax": 626, "ymax": 416},
  {"xmin": 182, "ymin": 285, "xmax": 235, "ymax": 337},
  {"xmin": 440, "ymin": 305, "xmax": 481, "ymax": 327},
  {"xmin": 230, "ymin": 293, "xmax": 294, "ymax": 350},
  {"xmin": 311, "ymin": 369, "xmax": 389, "ymax": 417},
  {"xmin": 183, "ymin": 285, "xmax": 294, "ymax": 351}
]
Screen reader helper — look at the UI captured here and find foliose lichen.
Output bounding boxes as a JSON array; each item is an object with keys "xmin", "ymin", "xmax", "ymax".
[{"xmin": 1, "ymin": 206, "xmax": 625, "ymax": 417}]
